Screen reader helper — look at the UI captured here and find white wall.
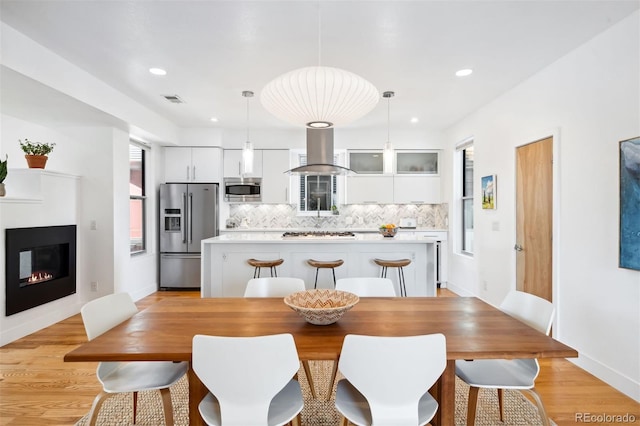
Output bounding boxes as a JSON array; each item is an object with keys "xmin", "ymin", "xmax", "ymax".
[
  {"xmin": 0, "ymin": 115, "xmax": 160, "ymax": 343},
  {"xmin": 444, "ymin": 12, "xmax": 640, "ymax": 400}
]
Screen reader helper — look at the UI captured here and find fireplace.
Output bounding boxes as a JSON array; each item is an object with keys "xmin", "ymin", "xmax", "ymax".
[{"xmin": 5, "ymin": 225, "xmax": 77, "ymax": 316}]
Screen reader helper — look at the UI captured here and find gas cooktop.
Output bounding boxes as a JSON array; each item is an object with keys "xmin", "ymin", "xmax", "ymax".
[{"xmin": 282, "ymin": 231, "xmax": 356, "ymax": 238}]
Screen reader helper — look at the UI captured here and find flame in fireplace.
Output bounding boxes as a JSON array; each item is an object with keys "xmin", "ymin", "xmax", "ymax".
[{"xmin": 27, "ymin": 272, "xmax": 54, "ymax": 284}]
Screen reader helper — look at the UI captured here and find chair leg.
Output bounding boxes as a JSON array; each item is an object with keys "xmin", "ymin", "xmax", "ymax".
[
  {"xmin": 253, "ymin": 267, "xmax": 259, "ymax": 279},
  {"xmin": 521, "ymin": 388, "xmax": 551, "ymax": 426},
  {"xmin": 314, "ymin": 268, "xmax": 319, "ymax": 289},
  {"xmin": 132, "ymin": 391, "xmax": 138, "ymax": 424},
  {"xmin": 159, "ymin": 387, "xmax": 174, "ymax": 426},
  {"xmin": 331, "ymin": 268, "xmax": 337, "ymax": 287},
  {"xmin": 497, "ymin": 388, "xmax": 504, "ymax": 421},
  {"xmin": 301, "ymin": 360, "xmax": 317, "ymax": 399},
  {"xmin": 88, "ymin": 391, "xmax": 112, "ymax": 426},
  {"xmin": 399, "ymin": 266, "xmax": 407, "ymax": 296},
  {"xmin": 466, "ymin": 386, "xmax": 480, "ymax": 426}
]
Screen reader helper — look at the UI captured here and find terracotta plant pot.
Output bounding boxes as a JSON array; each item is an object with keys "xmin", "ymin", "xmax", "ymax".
[
  {"xmin": 25, "ymin": 155, "xmax": 48, "ymax": 169},
  {"xmin": 0, "ymin": 183, "xmax": 5, "ymax": 197}
]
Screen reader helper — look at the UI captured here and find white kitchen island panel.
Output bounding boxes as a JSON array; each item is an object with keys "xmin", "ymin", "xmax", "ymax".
[{"xmin": 201, "ymin": 233, "xmax": 437, "ymax": 297}]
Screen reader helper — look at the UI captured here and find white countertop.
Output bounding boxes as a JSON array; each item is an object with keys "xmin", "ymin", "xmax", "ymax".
[
  {"xmin": 203, "ymin": 232, "xmax": 439, "ymax": 244},
  {"xmin": 220, "ymin": 227, "xmax": 447, "ymax": 233}
]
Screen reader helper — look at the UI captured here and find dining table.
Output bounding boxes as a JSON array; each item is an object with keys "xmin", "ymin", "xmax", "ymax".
[{"xmin": 64, "ymin": 296, "xmax": 577, "ymax": 426}]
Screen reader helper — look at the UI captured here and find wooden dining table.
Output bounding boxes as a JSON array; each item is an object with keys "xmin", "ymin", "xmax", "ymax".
[{"xmin": 65, "ymin": 296, "xmax": 577, "ymax": 426}]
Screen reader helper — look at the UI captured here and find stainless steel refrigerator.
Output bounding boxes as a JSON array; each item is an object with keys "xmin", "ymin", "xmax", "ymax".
[{"xmin": 159, "ymin": 183, "xmax": 218, "ymax": 289}]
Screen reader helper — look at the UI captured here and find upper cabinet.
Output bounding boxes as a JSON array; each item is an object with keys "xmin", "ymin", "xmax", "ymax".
[
  {"xmin": 261, "ymin": 150, "xmax": 291, "ymax": 204},
  {"xmin": 164, "ymin": 147, "xmax": 222, "ymax": 183},
  {"xmin": 348, "ymin": 151, "xmax": 384, "ymax": 174},
  {"xmin": 223, "ymin": 149, "xmax": 263, "ymax": 178},
  {"xmin": 396, "ymin": 151, "xmax": 439, "ymax": 175},
  {"xmin": 345, "ymin": 149, "xmax": 441, "ymax": 205}
]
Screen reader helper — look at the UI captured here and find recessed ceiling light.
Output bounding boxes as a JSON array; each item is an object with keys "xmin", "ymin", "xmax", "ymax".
[
  {"xmin": 410, "ymin": 117, "xmax": 419, "ymax": 124},
  {"xmin": 149, "ymin": 67, "xmax": 167, "ymax": 76},
  {"xmin": 210, "ymin": 117, "xmax": 219, "ymax": 123},
  {"xmin": 455, "ymin": 69, "xmax": 473, "ymax": 77}
]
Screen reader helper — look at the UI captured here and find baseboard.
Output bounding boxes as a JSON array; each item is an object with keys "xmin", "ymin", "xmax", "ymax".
[
  {"xmin": 444, "ymin": 281, "xmax": 475, "ymax": 297},
  {"xmin": 0, "ymin": 299, "xmax": 82, "ymax": 346},
  {"xmin": 569, "ymin": 352, "xmax": 640, "ymax": 402}
]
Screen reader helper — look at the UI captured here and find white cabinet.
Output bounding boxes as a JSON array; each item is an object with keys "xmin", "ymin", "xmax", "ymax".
[
  {"xmin": 395, "ymin": 151, "xmax": 439, "ymax": 175},
  {"xmin": 164, "ymin": 147, "xmax": 222, "ymax": 183},
  {"xmin": 348, "ymin": 151, "xmax": 384, "ymax": 174},
  {"xmin": 346, "ymin": 175, "xmax": 393, "ymax": 204},
  {"xmin": 261, "ymin": 150, "xmax": 291, "ymax": 204},
  {"xmin": 393, "ymin": 176, "xmax": 441, "ymax": 204},
  {"xmin": 223, "ymin": 149, "xmax": 263, "ymax": 178}
]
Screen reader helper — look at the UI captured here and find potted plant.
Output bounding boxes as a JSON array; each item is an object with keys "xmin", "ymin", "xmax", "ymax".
[
  {"xmin": 19, "ymin": 139, "xmax": 55, "ymax": 169},
  {"xmin": 0, "ymin": 155, "xmax": 7, "ymax": 197}
]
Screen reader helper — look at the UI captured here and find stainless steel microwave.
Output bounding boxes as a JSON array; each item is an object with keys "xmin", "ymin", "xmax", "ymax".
[{"xmin": 224, "ymin": 177, "xmax": 262, "ymax": 202}]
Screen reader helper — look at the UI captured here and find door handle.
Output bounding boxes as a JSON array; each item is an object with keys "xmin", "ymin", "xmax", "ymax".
[
  {"xmin": 514, "ymin": 244, "xmax": 523, "ymax": 252},
  {"xmin": 182, "ymin": 193, "xmax": 187, "ymax": 243},
  {"xmin": 189, "ymin": 192, "xmax": 194, "ymax": 243}
]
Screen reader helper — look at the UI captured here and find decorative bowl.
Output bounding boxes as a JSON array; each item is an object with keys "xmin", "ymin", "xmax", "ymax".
[
  {"xmin": 378, "ymin": 226, "xmax": 398, "ymax": 237},
  {"xmin": 284, "ymin": 289, "xmax": 359, "ymax": 325}
]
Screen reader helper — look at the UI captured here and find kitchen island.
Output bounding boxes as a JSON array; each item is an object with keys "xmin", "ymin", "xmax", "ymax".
[{"xmin": 201, "ymin": 232, "xmax": 437, "ymax": 297}]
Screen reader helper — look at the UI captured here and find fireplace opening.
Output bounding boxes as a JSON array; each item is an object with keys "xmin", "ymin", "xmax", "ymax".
[
  {"xmin": 6, "ymin": 225, "xmax": 76, "ymax": 316},
  {"xmin": 20, "ymin": 243, "xmax": 69, "ymax": 287}
]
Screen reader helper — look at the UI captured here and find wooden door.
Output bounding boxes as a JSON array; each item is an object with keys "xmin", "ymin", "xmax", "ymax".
[{"xmin": 516, "ymin": 137, "xmax": 553, "ymax": 301}]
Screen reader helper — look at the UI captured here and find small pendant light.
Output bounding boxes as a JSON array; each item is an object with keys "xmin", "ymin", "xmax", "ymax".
[
  {"xmin": 383, "ymin": 91, "xmax": 395, "ymax": 174},
  {"xmin": 242, "ymin": 90, "xmax": 254, "ymax": 175}
]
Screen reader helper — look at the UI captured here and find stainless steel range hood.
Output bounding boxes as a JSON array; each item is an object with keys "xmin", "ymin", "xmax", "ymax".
[{"xmin": 285, "ymin": 128, "xmax": 354, "ymax": 175}]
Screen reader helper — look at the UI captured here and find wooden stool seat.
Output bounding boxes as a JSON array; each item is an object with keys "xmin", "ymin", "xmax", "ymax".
[
  {"xmin": 307, "ymin": 259, "xmax": 344, "ymax": 288},
  {"xmin": 373, "ymin": 258, "xmax": 411, "ymax": 268},
  {"xmin": 374, "ymin": 258, "xmax": 412, "ymax": 297},
  {"xmin": 247, "ymin": 258, "xmax": 284, "ymax": 278}
]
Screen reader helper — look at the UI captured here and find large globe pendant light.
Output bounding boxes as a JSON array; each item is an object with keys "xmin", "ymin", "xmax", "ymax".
[
  {"xmin": 260, "ymin": 3, "xmax": 378, "ymax": 128},
  {"xmin": 260, "ymin": 66, "xmax": 379, "ymax": 128}
]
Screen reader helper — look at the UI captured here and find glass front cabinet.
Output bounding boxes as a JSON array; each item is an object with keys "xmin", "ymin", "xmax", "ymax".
[{"xmin": 395, "ymin": 151, "xmax": 439, "ymax": 175}]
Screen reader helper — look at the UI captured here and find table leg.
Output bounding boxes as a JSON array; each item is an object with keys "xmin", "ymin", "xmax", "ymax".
[
  {"xmin": 188, "ymin": 363, "xmax": 207, "ymax": 426},
  {"xmin": 429, "ymin": 359, "xmax": 455, "ymax": 426}
]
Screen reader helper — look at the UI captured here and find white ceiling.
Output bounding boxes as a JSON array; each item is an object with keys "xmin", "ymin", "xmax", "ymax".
[{"xmin": 1, "ymin": 1, "xmax": 638, "ymax": 133}]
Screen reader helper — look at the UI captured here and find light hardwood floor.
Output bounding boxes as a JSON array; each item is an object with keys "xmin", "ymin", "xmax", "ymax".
[{"xmin": 0, "ymin": 289, "xmax": 637, "ymax": 425}]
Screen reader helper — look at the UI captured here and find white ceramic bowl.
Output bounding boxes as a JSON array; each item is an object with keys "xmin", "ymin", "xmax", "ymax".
[{"xmin": 284, "ymin": 289, "xmax": 359, "ymax": 325}]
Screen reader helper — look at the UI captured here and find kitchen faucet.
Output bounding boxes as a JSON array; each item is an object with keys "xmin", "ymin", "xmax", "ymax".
[{"xmin": 315, "ymin": 197, "xmax": 321, "ymax": 227}]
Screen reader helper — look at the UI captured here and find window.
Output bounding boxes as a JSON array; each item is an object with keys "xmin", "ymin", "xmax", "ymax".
[
  {"xmin": 129, "ymin": 143, "xmax": 146, "ymax": 254},
  {"xmin": 461, "ymin": 145, "xmax": 474, "ymax": 254},
  {"xmin": 297, "ymin": 154, "xmax": 338, "ymax": 213}
]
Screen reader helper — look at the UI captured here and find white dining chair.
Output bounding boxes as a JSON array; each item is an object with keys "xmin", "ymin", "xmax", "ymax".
[
  {"xmin": 242, "ymin": 277, "xmax": 319, "ymax": 398},
  {"xmin": 455, "ymin": 290, "xmax": 555, "ymax": 426},
  {"xmin": 192, "ymin": 333, "xmax": 304, "ymax": 426},
  {"xmin": 335, "ymin": 277, "xmax": 397, "ymax": 297},
  {"xmin": 244, "ymin": 277, "xmax": 305, "ymax": 297},
  {"xmin": 80, "ymin": 292, "xmax": 188, "ymax": 426},
  {"xmin": 335, "ymin": 333, "xmax": 447, "ymax": 426}
]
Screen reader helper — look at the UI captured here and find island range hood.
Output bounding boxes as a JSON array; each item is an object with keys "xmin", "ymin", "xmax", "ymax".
[{"xmin": 285, "ymin": 128, "xmax": 354, "ymax": 176}]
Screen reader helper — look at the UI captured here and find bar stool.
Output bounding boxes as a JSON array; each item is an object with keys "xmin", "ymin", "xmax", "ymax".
[
  {"xmin": 247, "ymin": 258, "xmax": 284, "ymax": 278},
  {"xmin": 307, "ymin": 259, "xmax": 344, "ymax": 289},
  {"xmin": 374, "ymin": 258, "xmax": 411, "ymax": 297}
]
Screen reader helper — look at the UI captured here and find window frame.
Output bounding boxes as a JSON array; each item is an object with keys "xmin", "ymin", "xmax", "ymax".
[
  {"xmin": 458, "ymin": 141, "xmax": 474, "ymax": 256},
  {"xmin": 129, "ymin": 142, "xmax": 147, "ymax": 255},
  {"xmin": 296, "ymin": 153, "xmax": 339, "ymax": 216}
]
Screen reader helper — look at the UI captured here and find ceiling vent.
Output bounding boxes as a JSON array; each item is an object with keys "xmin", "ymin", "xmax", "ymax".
[{"xmin": 162, "ymin": 94, "xmax": 184, "ymax": 104}]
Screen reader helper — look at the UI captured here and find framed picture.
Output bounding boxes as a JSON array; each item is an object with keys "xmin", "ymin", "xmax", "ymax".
[
  {"xmin": 481, "ymin": 175, "xmax": 497, "ymax": 210},
  {"xmin": 619, "ymin": 137, "xmax": 640, "ymax": 271}
]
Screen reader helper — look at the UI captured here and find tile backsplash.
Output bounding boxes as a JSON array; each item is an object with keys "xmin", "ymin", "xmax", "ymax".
[{"xmin": 227, "ymin": 204, "xmax": 448, "ymax": 229}]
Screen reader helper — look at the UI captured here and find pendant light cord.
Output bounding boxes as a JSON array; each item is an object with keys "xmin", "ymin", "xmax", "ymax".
[{"xmin": 317, "ymin": 1, "xmax": 322, "ymax": 66}]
